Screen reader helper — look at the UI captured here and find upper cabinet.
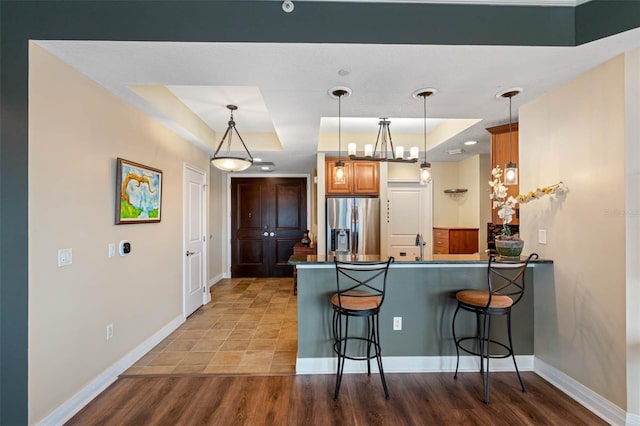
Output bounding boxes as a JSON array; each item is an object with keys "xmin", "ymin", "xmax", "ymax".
[
  {"xmin": 325, "ymin": 158, "xmax": 379, "ymax": 195},
  {"xmin": 487, "ymin": 123, "xmax": 519, "ymax": 224}
]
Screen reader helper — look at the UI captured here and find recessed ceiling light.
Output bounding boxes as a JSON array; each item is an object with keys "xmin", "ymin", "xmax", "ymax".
[
  {"xmin": 446, "ymin": 148, "xmax": 466, "ymax": 155},
  {"xmin": 253, "ymin": 157, "xmax": 263, "ymax": 162},
  {"xmin": 464, "ymin": 140, "xmax": 477, "ymax": 146},
  {"xmin": 261, "ymin": 166, "xmax": 271, "ymax": 171}
]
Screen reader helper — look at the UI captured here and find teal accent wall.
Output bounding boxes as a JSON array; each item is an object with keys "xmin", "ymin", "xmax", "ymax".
[
  {"xmin": 1, "ymin": 0, "xmax": 639, "ymax": 422},
  {"xmin": 296, "ymin": 266, "xmax": 535, "ymax": 358}
]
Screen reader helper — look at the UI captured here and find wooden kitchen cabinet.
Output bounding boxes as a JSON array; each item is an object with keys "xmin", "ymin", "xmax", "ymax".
[
  {"xmin": 487, "ymin": 123, "xmax": 519, "ymax": 224},
  {"xmin": 433, "ymin": 227, "xmax": 479, "ymax": 254},
  {"xmin": 325, "ymin": 159, "xmax": 379, "ymax": 195}
]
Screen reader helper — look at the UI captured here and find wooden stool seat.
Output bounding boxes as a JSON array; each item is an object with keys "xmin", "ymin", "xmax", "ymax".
[
  {"xmin": 331, "ymin": 290, "xmax": 382, "ymax": 311},
  {"xmin": 456, "ymin": 290, "xmax": 513, "ymax": 309}
]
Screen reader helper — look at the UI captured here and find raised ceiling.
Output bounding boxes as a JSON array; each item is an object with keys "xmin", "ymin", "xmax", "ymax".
[{"xmin": 35, "ymin": 0, "xmax": 640, "ymax": 173}]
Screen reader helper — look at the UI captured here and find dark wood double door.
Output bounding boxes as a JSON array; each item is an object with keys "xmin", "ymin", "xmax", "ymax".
[{"xmin": 231, "ymin": 177, "xmax": 307, "ymax": 277}]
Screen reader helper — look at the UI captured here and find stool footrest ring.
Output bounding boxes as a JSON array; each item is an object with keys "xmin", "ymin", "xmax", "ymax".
[{"xmin": 455, "ymin": 336, "xmax": 513, "ymax": 359}]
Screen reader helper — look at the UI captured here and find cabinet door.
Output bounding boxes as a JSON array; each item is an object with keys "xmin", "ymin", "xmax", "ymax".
[
  {"xmin": 449, "ymin": 229, "xmax": 479, "ymax": 254},
  {"xmin": 352, "ymin": 162, "xmax": 379, "ymax": 195},
  {"xmin": 325, "ymin": 161, "xmax": 352, "ymax": 194}
]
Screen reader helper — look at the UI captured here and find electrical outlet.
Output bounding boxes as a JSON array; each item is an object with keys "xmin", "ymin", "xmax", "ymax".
[
  {"xmin": 393, "ymin": 317, "xmax": 402, "ymax": 331},
  {"xmin": 106, "ymin": 324, "xmax": 114, "ymax": 341}
]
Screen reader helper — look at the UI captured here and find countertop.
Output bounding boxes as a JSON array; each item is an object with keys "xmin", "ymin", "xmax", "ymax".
[{"xmin": 289, "ymin": 253, "xmax": 552, "ymax": 265}]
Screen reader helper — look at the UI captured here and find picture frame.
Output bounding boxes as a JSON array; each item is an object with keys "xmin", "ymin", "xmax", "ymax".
[{"xmin": 115, "ymin": 158, "xmax": 163, "ymax": 224}]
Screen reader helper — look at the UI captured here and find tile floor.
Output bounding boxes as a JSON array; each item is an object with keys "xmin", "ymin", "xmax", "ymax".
[{"xmin": 122, "ymin": 277, "xmax": 297, "ymax": 376}]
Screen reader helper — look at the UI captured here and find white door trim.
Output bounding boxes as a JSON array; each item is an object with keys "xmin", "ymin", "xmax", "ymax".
[{"xmin": 183, "ymin": 163, "xmax": 209, "ymax": 318}]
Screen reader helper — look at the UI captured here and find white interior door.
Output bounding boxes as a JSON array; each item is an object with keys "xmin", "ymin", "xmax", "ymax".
[
  {"xmin": 387, "ymin": 183, "xmax": 432, "ymax": 260},
  {"xmin": 183, "ymin": 164, "xmax": 208, "ymax": 317}
]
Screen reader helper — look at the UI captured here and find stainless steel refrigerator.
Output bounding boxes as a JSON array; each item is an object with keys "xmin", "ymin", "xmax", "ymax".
[{"xmin": 326, "ymin": 197, "xmax": 380, "ymax": 256}]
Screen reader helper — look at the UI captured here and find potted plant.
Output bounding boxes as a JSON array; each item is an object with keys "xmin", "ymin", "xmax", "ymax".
[{"xmin": 489, "ymin": 165, "xmax": 565, "ymax": 259}]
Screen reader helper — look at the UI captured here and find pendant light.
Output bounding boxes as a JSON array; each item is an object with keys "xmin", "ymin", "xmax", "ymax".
[
  {"xmin": 330, "ymin": 87, "xmax": 351, "ymax": 185},
  {"xmin": 210, "ymin": 105, "xmax": 253, "ymax": 172},
  {"xmin": 349, "ymin": 119, "xmax": 418, "ymax": 163},
  {"xmin": 497, "ymin": 88, "xmax": 522, "ymax": 186},
  {"xmin": 412, "ymin": 88, "xmax": 438, "ymax": 184}
]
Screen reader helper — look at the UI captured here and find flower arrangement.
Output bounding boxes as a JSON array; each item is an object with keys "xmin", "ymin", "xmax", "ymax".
[{"xmin": 490, "ymin": 165, "xmax": 565, "ymax": 239}]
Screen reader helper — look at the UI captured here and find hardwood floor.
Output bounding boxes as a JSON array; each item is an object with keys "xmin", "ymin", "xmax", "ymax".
[
  {"xmin": 66, "ymin": 277, "xmax": 605, "ymax": 425},
  {"xmin": 67, "ymin": 372, "xmax": 606, "ymax": 425}
]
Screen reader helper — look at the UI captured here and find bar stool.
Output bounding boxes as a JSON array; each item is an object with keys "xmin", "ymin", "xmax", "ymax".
[
  {"xmin": 452, "ymin": 253, "xmax": 538, "ymax": 404},
  {"xmin": 332, "ymin": 257, "xmax": 394, "ymax": 401}
]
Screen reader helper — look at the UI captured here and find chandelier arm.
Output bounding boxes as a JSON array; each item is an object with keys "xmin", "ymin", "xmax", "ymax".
[
  {"xmin": 373, "ymin": 123, "xmax": 383, "ymax": 160},
  {"xmin": 386, "ymin": 123, "xmax": 395, "ymax": 160},
  {"xmin": 231, "ymin": 126, "xmax": 254, "ymax": 160},
  {"xmin": 213, "ymin": 125, "xmax": 233, "ymax": 157}
]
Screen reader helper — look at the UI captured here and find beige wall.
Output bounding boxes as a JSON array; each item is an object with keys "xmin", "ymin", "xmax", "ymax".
[
  {"xmin": 28, "ymin": 45, "xmax": 211, "ymax": 423},
  {"xmin": 478, "ymin": 154, "xmax": 492, "ymax": 252},
  {"xmin": 432, "ymin": 158, "xmax": 482, "ymax": 240},
  {"xmin": 624, "ymin": 49, "xmax": 640, "ymax": 417},
  {"xmin": 209, "ymin": 169, "xmax": 226, "ymax": 282},
  {"xmin": 520, "ymin": 54, "xmax": 627, "ymax": 409}
]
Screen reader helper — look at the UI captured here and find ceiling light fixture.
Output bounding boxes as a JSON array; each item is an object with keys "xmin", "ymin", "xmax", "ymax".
[
  {"xmin": 348, "ymin": 119, "xmax": 418, "ymax": 164},
  {"xmin": 210, "ymin": 105, "xmax": 253, "ymax": 172},
  {"xmin": 464, "ymin": 140, "xmax": 478, "ymax": 146},
  {"xmin": 496, "ymin": 88, "xmax": 522, "ymax": 186},
  {"xmin": 330, "ymin": 86, "xmax": 351, "ymax": 185},
  {"xmin": 412, "ymin": 88, "xmax": 438, "ymax": 184}
]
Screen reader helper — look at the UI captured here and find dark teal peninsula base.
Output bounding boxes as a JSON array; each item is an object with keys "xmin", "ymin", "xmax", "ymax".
[{"xmin": 289, "ymin": 254, "xmax": 552, "ymax": 374}]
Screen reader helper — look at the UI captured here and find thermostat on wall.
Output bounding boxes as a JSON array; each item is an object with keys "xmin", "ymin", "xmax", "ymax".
[{"xmin": 119, "ymin": 240, "xmax": 131, "ymax": 256}]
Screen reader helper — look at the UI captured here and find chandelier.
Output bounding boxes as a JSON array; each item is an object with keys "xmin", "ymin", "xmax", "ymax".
[
  {"xmin": 348, "ymin": 118, "xmax": 418, "ymax": 163},
  {"xmin": 210, "ymin": 105, "xmax": 254, "ymax": 172}
]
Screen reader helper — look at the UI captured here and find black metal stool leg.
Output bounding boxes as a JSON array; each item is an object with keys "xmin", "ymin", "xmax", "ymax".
[
  {"xmin": 477, "ymin": 312, "xmax": 484, "ymax": 375},
  {"xmin": 366, "ymin": 316, "xmax": 372, "ymax": 377},
  {"xmin": 452, "ymin": 304, "xmax": 461, "ymax": 379},
  {"xmin": 373, "ymin": 313, "xmax": 390, "ymax": 399},
  {"xmin": 334, "ymin": 313, "xmax": 348, "ymax": 401},
  {"xmin": 482, "ymin": 314, "xmax": 491, "ymax": 404},
  {"xmin": 507, "ymin": 312, "xmax": 526, "ymax": 393}
]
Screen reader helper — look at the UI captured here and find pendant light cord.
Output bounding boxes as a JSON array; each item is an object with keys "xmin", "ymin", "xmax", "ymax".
[
  {"xmin": 509, "ymin": 94, "xmax": 513, "ymax": 163},
  {"xmin": 338, "ymin": 93, "xmax": 342, "ymax": 162},
  {"xmin": 423, "ymin": 94, "xmax": 427, "ymax": 162}
]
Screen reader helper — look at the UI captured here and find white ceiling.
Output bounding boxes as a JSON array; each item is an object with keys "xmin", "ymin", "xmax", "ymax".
[{"xmin": 36, "ymin": 17, "xmax": 640, "ymax": 173}]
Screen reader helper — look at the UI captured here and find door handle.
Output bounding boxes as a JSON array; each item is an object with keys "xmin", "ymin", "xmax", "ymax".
[
  {"xmin": 269, "ymin": 232, "xmax": 275, "ymax": 237},
  {"xmin": 186, "ymin": 251, "xmax": 196, "ymax": 256},
  {"xmin": 263, "ymin": 232, "xmax": 269, "ymax": 236}
]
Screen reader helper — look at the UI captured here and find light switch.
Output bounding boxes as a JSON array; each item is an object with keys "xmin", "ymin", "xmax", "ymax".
[
  {"xmin": 58, "ymin": 248, "xmax": 73, "ymax": 267},
  {"xmin": 538, "ymin": 229, "xmax": 547, "ymax": 245},
  {"xmin": 108, "ymin": 243, "xmax": 116, "ymax": 258}
]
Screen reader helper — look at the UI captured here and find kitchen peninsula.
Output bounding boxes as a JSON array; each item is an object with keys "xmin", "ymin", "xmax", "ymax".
[{"xmin": 289, "ymin": 253, "xmax": 552, "ymax": 374}]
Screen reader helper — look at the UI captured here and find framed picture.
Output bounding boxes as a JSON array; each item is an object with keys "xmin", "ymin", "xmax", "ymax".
[{"xmin": 115, "ymin": 158, "xmax": 163, "ymax": 224}]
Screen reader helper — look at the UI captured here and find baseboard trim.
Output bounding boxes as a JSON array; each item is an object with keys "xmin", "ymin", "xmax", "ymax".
[
  {"xmin": 533, "ymin": 357, "xmax": 627, "ymax": 426},
  {"xmin": 296, "ymin": 355, "xmax": 534, "ymax": 375},
  {"xmin": 208, "ymin": 273, "xmax": 224, "ymax": 287},
  {"xmin": 36, "ymin": 315, "xmax": 185, "ymax": 426},
  {"xmin": 628, "ymin": 413, "xmax": 640, "ymax": 426}
]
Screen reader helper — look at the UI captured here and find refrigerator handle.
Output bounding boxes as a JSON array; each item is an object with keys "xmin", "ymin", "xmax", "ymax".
[{"xmin": 351, "ymin": 203, "xmax": 358, "ymax": 255}]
